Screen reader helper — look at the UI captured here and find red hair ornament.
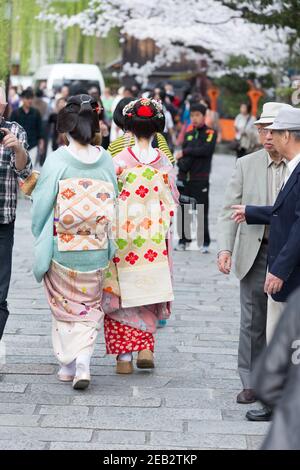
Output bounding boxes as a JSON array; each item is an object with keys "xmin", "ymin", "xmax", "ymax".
[{"xmin": 136, "ymin": 105, "xmax": 154, "ymax": 118}]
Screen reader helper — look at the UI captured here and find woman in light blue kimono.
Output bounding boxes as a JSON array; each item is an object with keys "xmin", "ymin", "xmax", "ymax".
[{"xmin": 31, "ymin": 95, "xmax": 118, "ymax": 390}]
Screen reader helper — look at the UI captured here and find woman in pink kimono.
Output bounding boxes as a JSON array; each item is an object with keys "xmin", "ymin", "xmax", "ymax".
[{"xmin": 103, "ymin": 98, "xmax": 179, "ymax": 373}]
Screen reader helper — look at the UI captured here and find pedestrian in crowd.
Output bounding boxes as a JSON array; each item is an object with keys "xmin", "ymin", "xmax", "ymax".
[
  {"xmin": 217, "ymin": 102, "xmax": 287, "ymax": 410},
  {"xmin": 176, "ymin": 94, "xmax": 192, "ymax": 146},
  {"xmin": 164, "ymin": 83, "xmax": 181, "ymax": 109},
  {"xmin": 32, "ymin": 89, "xmax": 51, "ymax": 166},
  {"xmin": 10, "ymin": 88, "xmax": 44, "ymax": 167},
  {"xmin": 94, "ymin": 97, "xmax": 110, "ymax": 150},
  {"xmin": 38, "ymin": 81, "xmax": 48, "ymax": 94},
  {"xmin": 123, "ymin": 87, "xmax": 135, "ymax": 99},
  {"xmin": 232, "ymin": 105, "xmax": 300, "ymax": 421},
  {"xmin": 102, "ymin": 87, "xmax": 114, "ymax": 123},
  {"xmin": 102, "ymin": 97, "xmax": 179, "ymax": 374},
  {"xmin": 252, "ymin": 287, "xmax": 300, "ymax": 449},
  {"xmin": 0, "ymin": 85, "xmax": 32, "ymax": 340},
  {"xmin": 87, "ymin": 88, "xmax": 111, "ymax": 150},
  {"xmin": 31, "ymin": 95, "xmax": 118, "ymax": 390},
  {"xmin": 108, "ymin": 97, "xmax": 175, "ymax": 164},
  {"xmin": 48, "ymin": 97, "xmax": 67, "ymax": 151},
  {"xmin": 130, "ymin": 85, "xmax": 140, "ymax": 98},
  {"xmin": 234, "ymin": 102, "xmax": 258, "ymax": 158},
  {"xmin": 110, "ymin": 87, "xmax": 134, "ymax": 142},
  {"xmin": 59, "ymin": 85, "xmax": 70, "ymax": 101},
  {"xmin": 32, "ymin": 89, "xmax": 49, "ymax": 119},
  {"xmin": 200, "ymin": 98, "xmax": 222, "ymax": 144},
  {"xmin": 152, "ymin": 89, "xmax": 176, "ymax": 151},
  {"xmin": 175, "ymin": 103, "xmax": 217, "ymax": 253},
  {"xmin": 8, "ymin": 86, "xmax": 20, "ymax": 115}
]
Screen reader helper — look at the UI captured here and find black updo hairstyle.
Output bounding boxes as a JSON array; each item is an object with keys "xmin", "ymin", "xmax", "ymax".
[
  {"xmin": 123, "ymin": 99, "xmax": 165, "ymax": 139},
  {"xmin": 57, "ymin": 94, "xmax": 100, "ymax": 145},
  {"xmin": 113, "ymin": 97, "xmax": 135, "ymax": 131}
]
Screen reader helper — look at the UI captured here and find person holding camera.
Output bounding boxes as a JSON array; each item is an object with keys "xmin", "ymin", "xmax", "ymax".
[{"xmin": 0, "ymin": 85, "xmax": 32, "ymax": 340}]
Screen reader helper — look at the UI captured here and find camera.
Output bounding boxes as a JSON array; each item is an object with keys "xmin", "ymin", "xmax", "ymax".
[{"xmin": 0, "ymin": 130, "xmax": 5, "ymax": 143}]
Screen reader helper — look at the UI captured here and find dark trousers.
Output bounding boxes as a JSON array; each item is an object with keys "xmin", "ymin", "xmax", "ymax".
[
  {"xmin": 178, "ymin": 180, "xmax": 210, "ymax": 247},
  {"xmin": 36, "ymin": 122, "xmax": 49, "ymax": 167},
  {"xmin": 0, "ymin": 222, "xmax": 14, "ymax": 339}
]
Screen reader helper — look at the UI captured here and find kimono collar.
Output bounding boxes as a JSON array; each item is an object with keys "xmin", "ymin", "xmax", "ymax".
[{"xmin": 131, "ymin": 136, "xmax": 158, "ymax": 164}]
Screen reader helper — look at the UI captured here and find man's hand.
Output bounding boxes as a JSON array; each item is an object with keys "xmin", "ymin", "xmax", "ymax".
[
  {"xmin": 231, "ymin": 204, "xmax": 246, "ymax": 224},
  {"xmin": 264, "ymin": 273, "xmax": 284, "ymax": 295},
  {"xmin": 175, "ymin": 150, "xmax": 183, "ymax": 160},
  {"xmin": 217, "ymin": 251, "xmax": 232, "ymax": 274},
  {"xmin": 0, "ymin": 128, "xmax": 22, "ymax": 152},
  {"xmin": 0, "ymin": 127, "xmax": 28, "ymax": 171}
]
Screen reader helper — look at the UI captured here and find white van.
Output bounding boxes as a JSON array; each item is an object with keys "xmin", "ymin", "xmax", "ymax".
[{"xmin": 33, "ymin": 63, "xmax": 105, "ymax": 97}]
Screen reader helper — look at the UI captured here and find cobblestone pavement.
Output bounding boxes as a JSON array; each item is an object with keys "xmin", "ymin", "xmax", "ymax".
[{"xmin": 0, "ymin": 153, "xmax": 269, "ymax": 450}]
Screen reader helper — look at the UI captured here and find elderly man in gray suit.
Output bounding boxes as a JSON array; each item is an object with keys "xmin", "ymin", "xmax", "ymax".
[{"xmin": 217, "ymin": 102, "xmax": 287, "ymax": 416}]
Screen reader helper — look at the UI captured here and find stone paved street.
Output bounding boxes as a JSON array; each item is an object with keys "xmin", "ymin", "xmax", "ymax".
[{"xmin": 0, "ymin": 152, "xmax": 270, "ymax": 450}]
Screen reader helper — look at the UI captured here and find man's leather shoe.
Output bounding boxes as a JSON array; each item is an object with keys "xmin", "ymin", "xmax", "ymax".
[
  {"xmin": 236, "ymin": 388, "xmax": 256, "ymax": 404},
  {"xmin": 246, "ymin": 406, "xmax": 272, "ymax": 422}
]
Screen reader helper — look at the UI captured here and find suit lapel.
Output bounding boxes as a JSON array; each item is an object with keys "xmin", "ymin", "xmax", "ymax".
[{"xmin": 273, "ymin": 162, "xmax": 300, "ymax": 211}]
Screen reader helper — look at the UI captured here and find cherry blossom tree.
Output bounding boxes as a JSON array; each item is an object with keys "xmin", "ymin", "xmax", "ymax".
[{"xmin": 37, "ymin": 0, "xmax": 293, "ymax": 85}]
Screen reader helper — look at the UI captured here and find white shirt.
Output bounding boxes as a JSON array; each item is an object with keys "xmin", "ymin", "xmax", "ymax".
[
  {"xmin": 284, "ymin": 153, "xmax": 300, "ymax": 185},
  {"xmin": 163, "ymin": 107, "xmax": 174, "ymax": 133}
]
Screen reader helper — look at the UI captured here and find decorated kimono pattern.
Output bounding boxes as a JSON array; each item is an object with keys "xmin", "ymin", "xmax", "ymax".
[
  {"xmin": 104, "ymin": 317, "xmax": 155, "ymax": 354},
  {"xmin": 55, "ymin": 178, "xmax": 115, "ymax": 252},
  {"xmin": 44, "ymin": 260, "xmax": 105, "ymax": 328},
  {"xmin": 104, "ymin": 164, "xmax": 176, "ymax": 309}
]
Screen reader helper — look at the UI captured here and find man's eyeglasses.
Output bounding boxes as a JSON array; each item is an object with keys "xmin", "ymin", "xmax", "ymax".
[{"xmin": 257, "ymin": 128, "xmax": 272, "ymax": 135}]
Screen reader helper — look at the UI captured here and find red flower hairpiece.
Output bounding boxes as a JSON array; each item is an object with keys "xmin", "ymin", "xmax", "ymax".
[{"xmin": 137, "ymin": 105, "xmax": 154, "ymax": 118}]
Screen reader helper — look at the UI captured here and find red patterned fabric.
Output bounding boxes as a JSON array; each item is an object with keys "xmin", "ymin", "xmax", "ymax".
[{"xmin": 104, "ymin": 315, "xmax": 154, "ymax": 354}]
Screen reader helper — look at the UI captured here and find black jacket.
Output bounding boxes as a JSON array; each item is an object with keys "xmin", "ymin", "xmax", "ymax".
[
  {"xmin": 10, "ymin": 107, "xmax": 42, "ymax": 150},
  {"xmin": 254, "ymin": 287, "xmax": 300, "ymax": 449},
  {"xmin": 177, "ymin": 125, "xmax": 217, "ymax": 182}
]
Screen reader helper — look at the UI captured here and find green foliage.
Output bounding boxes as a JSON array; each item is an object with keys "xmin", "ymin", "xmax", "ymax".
[
  {"xmin": 214, "ymin": 74, "xmax": 248, "ymax": 118},
  {"xmin": 226, "ymin": 55, "xmax": 251, "ymax": 69},
  {"xmin": 0, "ymin": 1, "xmax": 12, "ymax": 81},
  {"xmin": 2, "ymin": 0, "xmax": 108, "ymax": 76},
  {"xmin": 275, "ymin": 87, "xmax": 294, "ymax": 103},
  {"xmin": 103, "ymin": 73, "xmax": 121, "ymax": 91},
  {"xmin": 212, "ymin": 53, "xmax": 278, "ymax": 118},
  {"xmin": 222, "ymin": 0, "xmax": 300, "ymax": 37}
]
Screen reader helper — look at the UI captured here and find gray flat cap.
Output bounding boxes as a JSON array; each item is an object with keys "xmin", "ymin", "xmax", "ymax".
[{"xmin": 266, "ymin": 105, "xmax": 300, "ymax": 131}]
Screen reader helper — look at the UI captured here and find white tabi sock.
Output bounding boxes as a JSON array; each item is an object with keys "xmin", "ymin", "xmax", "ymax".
[
  {"xmin": 118, "ymin": 352, "xmax": 133, "ymax": 362},
  {"xmin": 75, "ymin": 353, "xmax": 91, "ymax": 376},
  {"xmin": 59, "ymin": 359, "xmax": 76, "ymax": 377}
]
